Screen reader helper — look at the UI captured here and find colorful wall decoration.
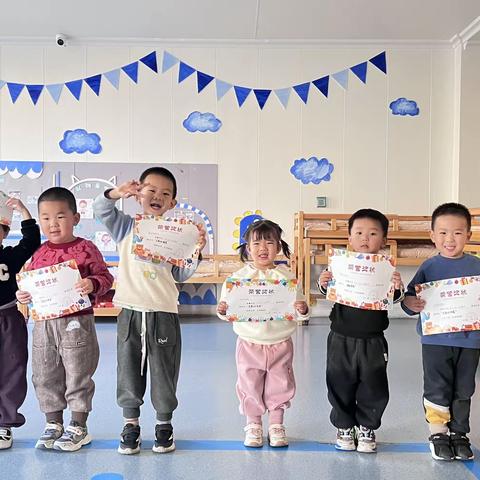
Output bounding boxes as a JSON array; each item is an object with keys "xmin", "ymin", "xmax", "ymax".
[
  {"xmin": 232, "ymin": 210, "xmax": 263, "ymax": 250},
  {"xmin": 290, "ymin": 157, "xmax": 334, "ymax": 184},
  {"xmin": 183, "ymin": 112, "xmax": 222, "ymax": 133},
  {"xmin": 59, "ymin": 129, "xmax": 103, "ymax": 154},
  {"xmin": 389, "ymin": 98, "xmax": 420, "ymax": 116},
  {"xmin": 0, "ymin": 161, "xmax": 43, "ymax": 179}
]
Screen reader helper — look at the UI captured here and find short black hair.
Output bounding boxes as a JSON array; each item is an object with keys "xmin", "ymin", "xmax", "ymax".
[
  {"xmin": 431, "ymin": 202, "xmax": 471, "ymax": 230},
  {"xmin": 38, "ymin": 187, "xmax": 77, "ymax": 214},
  {"xmin": 348, "ymin": 208, "xmax": 389, "ymax": 237},
  {"xmin": 237, "ymin": 219, "xmax": 290, "ymax": 262},
  {"xmin": 0, "ymin": 224, "xmax": 10, "ymax": 236},
  {"xmin": 139, "ymin": 167, "xmax": 177, "ymax": 199}
]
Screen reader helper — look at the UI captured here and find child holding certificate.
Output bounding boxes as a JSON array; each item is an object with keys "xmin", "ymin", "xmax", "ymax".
[
  {"xmin": 217, "ymin": 220, "xmax": 309, "ymax": 448},
  {"xmin": 93, "ymin": 167, "xmax": 206, "ymax": 455},
  {"xmin": 0, "ymin": 196, "xmax": 40, "ymax": 450},
  {"xmin": 16, "ymin": 187, "xmax": 114, "ymax": 452},
  {"xmin": 402, "ymin": 203, "xmax": 480, "ymax": 462},
  {"xmin": 318, "ymin": 209, "xmax": 404, "ymax": 454}
]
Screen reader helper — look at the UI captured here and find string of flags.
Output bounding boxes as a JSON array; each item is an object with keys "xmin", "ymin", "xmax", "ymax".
[{"xmin": 0, "ymin": 50, "xmax": 386, "ymax": 109}]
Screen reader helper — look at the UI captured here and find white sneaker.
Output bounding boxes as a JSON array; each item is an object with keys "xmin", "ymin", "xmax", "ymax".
[
  {"xmin": 35, "ymin": 422, "xmax": 64, "ymax": 450},
  {"xmin": 53, "ymin": 422, "xmax": 91, "ymax": 452},
  {"xmin": 244, "ymin": 423, "xmax": 263, "ymax": 448},
  {"xmin": 335, "ymin": 427, "xmax": 356, "ymax": 451},
  {"xmin": 356, "ymin": 426, "xmax": 376, "ymax": 453},
  {"xmin": 0, "ymin": 427, "xmax": 12, "ymax": 450},
  {"xmin": 268, "ymin": 424, "xmax": 288, "ymax": 447}
]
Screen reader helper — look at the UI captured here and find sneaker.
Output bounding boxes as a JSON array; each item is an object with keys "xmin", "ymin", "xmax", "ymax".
[
  {"xmin": 429, "ymin": 433, "xmax": 455, "ymax": 461},
  {"xmin": 53, "ymin": 421, "xmax": 91, "ymax": 452},
  {"xmin": 118, "ymin": 423, "xmax": 141, "ymax": 455},
  {"xmin": 152, "ymin": 424, "xmax": 175, "ymax": 453},
  {"xmin": 244, "ymin": 423, "xmax": 263, "ymax": 448},
  {"xmin": 450, "ymin": 432, "xmax": 474, "ymax": 461},
  {"xmin": 35, "ymin": 422, "xmax": 64, "ymax": 450},
  {"xmin": 268, "ymin": 424, "xmax": 288, "ymax": 447},
  {"xmin": 0, "ymin": 427, "xmax": 12, "ymax": 450},
  {"xmin": 356, "ymin": 426, "xmax": 376, "ymax": 453},
  {"xmin": 335, "ymin": 427, "xmax": 356, "ymax": 451}
]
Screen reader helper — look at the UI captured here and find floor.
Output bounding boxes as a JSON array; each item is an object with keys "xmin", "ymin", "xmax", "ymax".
[{"xmin": 2, "ymin": 316, "xmax": 480, "ymax": 480}]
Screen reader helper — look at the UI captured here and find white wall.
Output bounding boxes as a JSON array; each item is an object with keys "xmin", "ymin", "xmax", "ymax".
[{"xmin": 0, "ymin": 44, "xmax": 456, "ymax": 252}]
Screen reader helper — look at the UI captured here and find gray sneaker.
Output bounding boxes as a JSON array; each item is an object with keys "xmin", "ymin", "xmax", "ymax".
[
  {"xmin": 35, "ymin": 422, "xmax": 64, "ymax": 450},
  {"xmin": 53, "ymin": 421, "xmax": 91, "ymax": 452},
  {"xmin": 0, "ymin": 427, "xmax": 13, "ymax": 450}
]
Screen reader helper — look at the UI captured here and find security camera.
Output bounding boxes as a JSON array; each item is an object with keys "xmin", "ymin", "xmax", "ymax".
[{"xmin": 55, "ymin": 34, "xmax": 67, "ymax": 47}]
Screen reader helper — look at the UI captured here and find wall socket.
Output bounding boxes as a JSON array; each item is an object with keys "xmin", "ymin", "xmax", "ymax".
[{"xmin": 316, "ymin": 196, "xmax": 327, "ymax": 208}]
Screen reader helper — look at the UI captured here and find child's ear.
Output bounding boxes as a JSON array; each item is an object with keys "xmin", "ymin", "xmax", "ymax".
[
  {"xmin": 429, "ymin": 230, "xmax": 435, "ymax": 244},
  {"xmin": 73, "ymin": 212, "xmax": 81, "ymax": 226},
  {"xmin": 169, "ymin": 198, "xmax": 177, "ymax": 210}
]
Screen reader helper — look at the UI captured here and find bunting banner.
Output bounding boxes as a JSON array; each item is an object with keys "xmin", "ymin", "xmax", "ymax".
[{"xmin": 0, "ymin": 50, "xmax": 387, "ymax": 110}]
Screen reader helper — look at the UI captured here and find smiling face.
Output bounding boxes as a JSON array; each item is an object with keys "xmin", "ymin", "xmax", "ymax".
[
  {"xmin": 348, "ymin": 217, "xmax": 386, "ymax": 254},
  {"xmin": 138, "ymin": 174, "xmax": 177, "ymax": 216},
  {"xmin": 430, "ymin": 214, "xmax": 471, "ymax": 259},
  {"xmin": 247, "ymin": 232, "xmax": 281, "ymax": 270},
  {"xmin": 39, "ymin": 200, "xmax": 80, "ymax": 244}
]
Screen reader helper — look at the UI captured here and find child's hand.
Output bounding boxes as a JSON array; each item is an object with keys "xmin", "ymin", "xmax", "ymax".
[
  {"xmin": 217, "ymin": 301, "xmax": 228, "ymax": 316},
  {"xmin": 108, "ymin": 180, "xmax": 141, "ymax": 200},
  {"xmin": 319, "ymin": 269, "xmax": 332, "ymax": 288},
  {"xmin": 402, "ymin": 295, "xmax": 426, "ymax": 313},
  {"xmin": 6, "ymin": 197, "xmax": 31, "ymax": 220},
  {"xmin": 294, "ymin": 301, "xmax": 308, "ymax": 315},
  {"xmin": 76, "ymin": 278, "xmax": 94, "ymax": 295},
  {"xmin": 196, "ymin": 225, "xmax": 207, "ymax": 253},
  {"xmin": 391, "ymin": 271, "xmax": 403, "ymax": 290},
  {"xmin": 16, "ymin": 290, "xmax": 32, "ymax": 304}
]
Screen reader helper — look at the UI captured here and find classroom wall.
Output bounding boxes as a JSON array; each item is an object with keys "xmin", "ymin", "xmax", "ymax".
[{"xmin": 0, "ymin": 45, "xmax": 456, "ymax": 252}]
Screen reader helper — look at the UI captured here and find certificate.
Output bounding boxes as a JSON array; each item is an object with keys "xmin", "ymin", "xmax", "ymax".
[
  {"xmin": 17, "ymin": 260, "xmax": 91, "ymax": 321},
  {"xmin": 416, "ymin": 276, "xmax": 480, "ymax": 335},
  {"xmin": 326, "ymin": 248, "xmax": 395, "ymax": 310},
  {"xmin": 224, "ymin": 278, "xmax": 297, "ymax": 322},
  {"xmin": 0, "ymin": 191, "xmax": 13, "ymax": 227},
  {"xmin": 132, "ymin": 215, "xmax": 200, "ymax": 269}
]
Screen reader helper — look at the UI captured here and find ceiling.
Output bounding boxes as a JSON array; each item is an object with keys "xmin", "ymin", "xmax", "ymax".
[{"xmin": 0, "ymin": 0, "xmax": 479, "ymax": 44}]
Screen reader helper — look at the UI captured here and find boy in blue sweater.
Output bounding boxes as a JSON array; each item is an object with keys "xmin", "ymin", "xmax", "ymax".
[{"xmin": 402, "ymin": 203, "xmax": 480, "ymax": 462}]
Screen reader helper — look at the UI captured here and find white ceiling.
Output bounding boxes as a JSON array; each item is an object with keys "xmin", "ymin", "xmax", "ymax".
[{"xmin": 0, "ymin": 0, "xmax": 479, "ymax": 44}]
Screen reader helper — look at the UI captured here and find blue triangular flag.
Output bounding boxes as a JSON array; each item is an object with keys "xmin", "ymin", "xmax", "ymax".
[
  {"xmin": 84, "ymin": 74, "xmax": 102, "ymax": 96},
  {"xmin": 215, "ymin": 79, "xmax": 232, "ymax": 100},
  {"xmin": 332, "ymin": 70, "xmax": 349, "ymax": 90},
  {"xmin": 26, "ymin": 84, "xmax": 44, "ymax": 105},
  {"xmin": 65, "ymin": 80, "xmax": 83, "ymax": 100},
  {"xmin": 7, "ymin": 83, "xmax": 25, "ymax": 103},
  {"xmin": 253, "ymin": 89, "xmax": 271, "ymax": 109},
  {"xmin": 162, "ymin": 51, "xmax": 179, "ymax": 73},
  {"xmin": 140, "ymin": 51, "xmax": 158, "ymax": 73},
  {"xmin": 351, "ymin": 62, "xmax": 368, "ymax": 84},
  {"xmin": 178, "ymin": 62, "xmax": 195, "ymax": 83},
  {"xmin": 293, "ymin": 82, "xmax": 310, "ymax": 104},
  {"xmin": 197, "ymin": 71, "xmax": 214, "ymax": 93},
  {"xmin": 369, "ymin": 51, "xmax": 387, "ymax": 74},
  {"xmin": 312, "ymin": 76, "xmax": 329, "ymax": 98},
  {"xmin": 234, "ymin": 86, "xmax": 251, "ymax": 107},
  {"xmin": 122, "ymin": 62, "xmax": 139, "ymax": 83},
  {"xmin": 0, "ymin": 80, "xmax": 5, "ymax": 90},
  {"xmin": 274, "ymin": 88, "xmax": 291, "ymax": 108},
  {"xmin": 104, "ymin": 69, "xmax": 121, "ymax": 89},
  {"xmin": 46, "ymin": 84, "xmax": 63, "ymax": 103}
]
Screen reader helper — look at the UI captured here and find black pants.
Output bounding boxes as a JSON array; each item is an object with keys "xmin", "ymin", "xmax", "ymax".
[
  {"xmin": 422, "ymin": 344, "xmax": 480, "ymax": 434},
  {"xmin": 0, "ymin": 307, "xmax": 28, "ymax": 428},
  {"xmin": 326, "ymin": 331, "xmax": 389, "ymax": 430}
]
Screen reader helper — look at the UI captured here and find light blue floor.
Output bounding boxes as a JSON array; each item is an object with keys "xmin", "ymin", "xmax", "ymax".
[{"xmin": 3, "ymin": 316, "xmax": 480, "ymax": 480}]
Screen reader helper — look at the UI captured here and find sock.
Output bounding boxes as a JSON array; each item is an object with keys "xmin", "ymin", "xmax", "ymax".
[
  {"xmin": 268, "ymin": 410, "xmax": 284, "ymax": 426},
  {"xmin": 156, "ymin": 420, "xmax": 171, "ymax": 426},
  {"xmin": 71, "ymin": 412, "xmax": 88, "ymax": 427},
  {"xmin": 246, "ymin": 416, "xmax": 262, "ymax": 426},
  {"xmin": 429, "ymin": 423, "xmax": 449, "ymax": 435},
  {"xmin": 46, "ymin": 411, "xmax": 63, "ymax": 425},
  {"xmin": 125, "ymin": 418, "xmax": 140, "ymax": 426}
]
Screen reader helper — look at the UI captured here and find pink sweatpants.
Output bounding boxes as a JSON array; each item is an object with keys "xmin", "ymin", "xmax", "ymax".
[{"xmin": 236, "ymin": 337, "xmax": 295, "ymax": 425}]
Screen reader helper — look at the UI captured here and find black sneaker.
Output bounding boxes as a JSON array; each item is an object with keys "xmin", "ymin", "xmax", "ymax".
[
  {"xmin": 118, "ymin": 423, "xmax": 141, "ymax": 455},
  {"xmin": 450, "ymin": 432, "xmax": 474, "ymax": 460},
  {"xmin": 152, "ymin": 424, "xmax": 175, "ymax": 453},
  {"xmin": 429, "ymin": 433, "xmax": 454, "ymax": 461}
]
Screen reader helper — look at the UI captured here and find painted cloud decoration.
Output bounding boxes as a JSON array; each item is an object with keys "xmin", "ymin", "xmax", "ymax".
[
  {"xmin": 290, "ymin": 157, "xmax": 334, "ymax": 184},
  {"xmin": 59, "ymin": 129, "xmax": 102, "ymax": 154},
  {"xmin": 183, "ymin": 111, "xmax": 222, "ymax": 133},
  {"xmin": 389, "ymin": 98, "xmax": 420, "ymax": 116},
  {"xmin": 0, "ymin": 161, "xmax": 43, "ymax": 179}
]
